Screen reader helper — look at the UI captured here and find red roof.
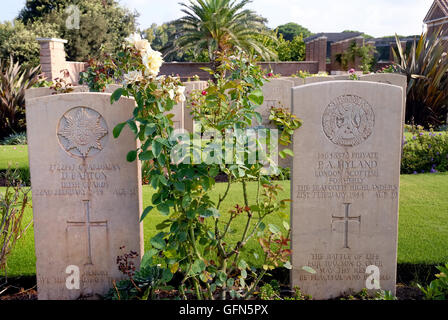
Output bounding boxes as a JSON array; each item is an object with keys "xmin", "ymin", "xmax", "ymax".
[{"xmin": 424, "ymin": 0, "xmax": 448, "ymax": 23}]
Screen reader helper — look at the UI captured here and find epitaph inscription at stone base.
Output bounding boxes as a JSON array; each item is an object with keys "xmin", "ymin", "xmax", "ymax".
[
  {"xmin": 291, "ymin": 81, "xmax": 403, "ymax": 299},
  {"xmin": 26, "ymin": 93, "xmax": 144, "ymax": 300}
]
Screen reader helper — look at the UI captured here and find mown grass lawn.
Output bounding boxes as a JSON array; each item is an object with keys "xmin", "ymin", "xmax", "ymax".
[
  {"xmin": 0, "ymin": 145, "xmax": 29, "ymax": 171},
  {"xmin": 1, "ymin": 174, "xmax": 448, "ymax": 278},
  {"xmin": 1, "ymin": 146, "xmax": 448, "ymax": 278}
]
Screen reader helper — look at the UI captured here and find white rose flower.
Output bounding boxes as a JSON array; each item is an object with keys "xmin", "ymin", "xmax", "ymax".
[
  {"xmin": 142, "ymin": 50, "xmax": 164, "ymax": 77},
  {"xmin": 134, "ymin": 39, "xmax": 152, "ymax": 54},
  {"xmin": 168, "ymin": 89, "xmax": 175, "ymax": 100},
  {"xmin": 123, "ymin": 70, "xmax": 143, "ymax": 84},
  {"xmin": 125, "ymin": 33, "xmax": 141, "ymax": 46},
  {"xmin": 175, "ymin": 86, "xmax": 186, "ymax": 103}
]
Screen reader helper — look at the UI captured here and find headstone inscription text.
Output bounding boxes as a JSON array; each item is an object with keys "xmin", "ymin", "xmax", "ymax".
[
  {"xmin": 291, "ymin": 81, "xmax": 403, "ymax": 299},
  {"xmin": 26, "ymin": 93, "xmax": 143, "ymax": 300}
]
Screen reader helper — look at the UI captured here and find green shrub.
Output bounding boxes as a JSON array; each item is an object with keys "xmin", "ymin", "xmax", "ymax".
[
  {"xmin": 0, "ymin": 57, "xmax": 40, "ymax": 139},
  {"xmin": 418, "ymin": 263, "xmax": 448, "ymax": 300},
  {"xmin": 401, "ymin": 125, "xmax": 448, "ymax": 174},
  {"xmin": 0, "ymin": 167, "xmax": 32, "ymax": 284},
  {"xmin": 1, "ymin": 132, "xmax": 27, "ymax": 145},
  {"xmin": 394, "ymin": 29, "xmax": 448, "ymax": 127}
]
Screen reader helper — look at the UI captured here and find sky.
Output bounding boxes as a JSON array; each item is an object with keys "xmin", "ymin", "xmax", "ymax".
[{"xmin": 0, "ymin": 0, "xmax": 433, "ymax": 37}]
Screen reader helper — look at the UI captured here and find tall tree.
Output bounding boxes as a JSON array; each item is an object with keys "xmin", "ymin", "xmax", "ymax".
[
  {"xmin": 172, "ymin": 0, "xmax": 277, "ymax": 65},
  {"xmin": 143, "ymin": 22, "xmax": 209, "ymax": 62},
  {"xmin": 17, "ymin": 0, "xmax": 137, "ymax": 62},
  {"xmin": 18, "ymin": 0, "xmax": 67, "ymax": 24},
  {"xmin": 276, "ymin": 22, "xmax": 312, "ymax": 41}
]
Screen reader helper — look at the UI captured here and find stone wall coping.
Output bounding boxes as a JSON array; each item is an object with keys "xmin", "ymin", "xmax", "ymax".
[{"xmin": 36, "ymin": 38, "xmax": 68, "ymax": 43}]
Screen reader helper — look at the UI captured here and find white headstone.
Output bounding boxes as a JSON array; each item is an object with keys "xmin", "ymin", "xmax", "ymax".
[
  {"xmin": 291, "ymin": 81, "xmax": 403, "ymax": 299},
  {"xmin": 26, "ymin": 93, "xmax": 144, "ymax": 300}
]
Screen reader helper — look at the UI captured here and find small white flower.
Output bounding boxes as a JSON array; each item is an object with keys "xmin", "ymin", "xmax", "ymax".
[
  {"xmin": 134, "ymin": 39, "xmax": 152, "ymax": 54},
  {"xmin": 123, "ymin": 70, "xmax": 143, "ymax": 84},
  {"xmin": 175, "ymin": 86, "xmax": 186, "ymax": 103},
  {"xmin": 168, "ymin": 89, "xmax": 175, "ymax": 100},
  {"xmin": 125, "ymin": 33, "xmax": 142, "ymax": 46}
]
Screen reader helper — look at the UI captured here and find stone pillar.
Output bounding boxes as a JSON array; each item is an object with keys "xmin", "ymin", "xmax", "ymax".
[
  {"xmin": 37, "ymin": 38, "xmax": 68, "ymax": 82},
  {"xmin": 305, "ymin": 41, "xmax": 311, "ymax": 61},
  {"xmin": 305, "ymin": 37, "xmax": 328, "ymax": 73},
  {"xmin": 317, "ymin": 37, "xmax": 328, "ymax": 72}
]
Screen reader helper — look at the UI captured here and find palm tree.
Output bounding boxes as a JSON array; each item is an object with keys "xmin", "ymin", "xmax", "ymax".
[{"xmin": 171, "ymin": 0, "xmax": 277, "ymax": 65}]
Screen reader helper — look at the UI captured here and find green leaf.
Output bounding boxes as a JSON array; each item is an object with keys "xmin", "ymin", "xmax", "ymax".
[
  {"xmin": 157, "ymin": 203, "xmax": 170, "ymax": 216},
  {"xmin": 268, "ymin": 224, "xmax": 281, "ymax": 234},
  {"xmin": 150, "ymin": 233, "xmax": 166, "ymax": 250},
  {"xmin": 152, "ymin": 139, "xmax": 162, "ymax": 158},
  {"xmin": 174, "ymin": 182, "xmax": 185, "ymax": 192},
  {"xmin": 178, "ymin": 232, "xmax": 187, "ymax": 242},
  {"xmin": 218, "ymin": 271, "xmax": 227, "ymax": 283},
  {"xmin": 282, "ymin": 148, "xmax": 294, "ymax": 157},
  {"xmin": 155, "ymin": 137, "xmax": 170, "ymax": 147},
  {"xmin": 139, "ymin": 150, "xmax": 154, "ymax": 161},
  {"xmin": 202, "ymin": 207, "xmax": 220, "ymax": 218},
  {"xmin": 150, "ymin": 175, "xmax": 159, "ymax": 189},
  {"xmin": 284, "ymin": 261, "xmax": 292, "ymax": 270},
  {"xmin": 145, "ymin": 123, "xmax": 157, "ymax": 137},
  {"xmin": 182, "ymin": 195, "xmax": 192, "ymax": 209},
  {"xmin": 161, "ymin": 269, "xmax": 173, "ymax": 283},
  {"xmin": 110, "ymin": 88, "xmax": 124, "ymax": 103},
  {"xmin": 238, "ymin": 259, "xmax": 248, "ymax": 270},
  {"xmin": 248, "ymin": 89, "xmax": 264, "ymax": 106},
  {"xmin": 141, "ymin": 248, "xmax": 158, "ymax": 266},
  {"xmin": 283, "ymin": 221, "xmax": 290, "ymax": 231},
  {"xmin": 126, "ymin": 150, "xmax": 137, "ymax": 162},
  {"xmin": 113, "ymin": 122, "xmax": 126, "ymax": 139},
  {"xmin": 140, "ymin": 206, "xmax": 154, "ymax": 222},
  {"xmin": 127, "ymin": 120, "xmax": 138, "ymax": 135},
  {"xmin": 192, "ymin": 259, "xmax": 206, "ymax": 274}
]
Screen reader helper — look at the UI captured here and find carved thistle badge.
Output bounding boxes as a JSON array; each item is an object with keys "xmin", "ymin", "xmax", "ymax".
[{"xmin": 322, "ymin": 95, "xmax": 375, "ymax": 147}]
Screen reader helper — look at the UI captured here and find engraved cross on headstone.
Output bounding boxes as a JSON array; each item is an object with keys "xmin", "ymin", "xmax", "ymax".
[
  {"xmin": 331, "ymin": 203, "xmax": 361, "ymax": 249},
  {"xmin": 66, "ymin": 200, "xmax": 108, "ymax": 265}
]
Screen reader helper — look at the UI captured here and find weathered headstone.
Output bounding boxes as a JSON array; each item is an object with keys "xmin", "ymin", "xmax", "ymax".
[
  {"xmin": 291, "ymin": 81, "xmax": 403, "ymax": 299},
  {"xmin": 280, "ymin": 77, "xmax": 305, "ymax": 87},
  {"xmin": 104, "ymin": 84, "xmax": 122, "ymax": 94},
  {"xmin": 333, "ymin": 75, "xmax": 351, "ymax": 80},
  {"xmin": 26, "ymin": 93, "xmax": 143, "ymax": 300},
  {"xmin": 258, "ymin": 79, "xmax": 294, "ymax": 126},
  {"xmin": 360, "ymin": 74, "xmax": 407, "ymax": 134},
  {"xmin": 183, "ymin": 81, "xmax": 208, "ymax": 133},
  {"xmin": 25, "ymin": 86, "xmax": 89, "ymax": 100},
  {"xmin": 304, "ymin": 76, "xmax": 335, "ymax": 85},
  {"xmin": 258, "ymin": 79, "xmax": 295, "ymax": 168}
]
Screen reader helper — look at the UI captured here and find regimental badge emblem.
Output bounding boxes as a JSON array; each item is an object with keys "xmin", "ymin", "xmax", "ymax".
[
  {"xmin": 322, "ymin": 95, "xmax": 375, "ymax": 147},
  {"xmin": 57, "ymin": 107, "xmax": 108, "ymax": 158}
]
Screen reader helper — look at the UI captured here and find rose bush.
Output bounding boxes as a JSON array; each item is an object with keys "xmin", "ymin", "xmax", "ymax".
[{"xmin": 108, "ymin": 35, "xmax": 300, "ymax": 300}]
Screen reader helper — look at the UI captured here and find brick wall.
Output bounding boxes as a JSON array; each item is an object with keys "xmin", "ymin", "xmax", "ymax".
[
  {"xmin": 305, "ymin": 37, "xmax": 327, "ymax": 72},
  {"xmin": 330, "ymin": 36, "xmax": 378, "ymax": 71},
  {"xmin": 38, "ymin": 38, "xmax": 69, "ymax": 81},
  {"xmin": 160, "ymin": 61, "xmax": 319, "ymax": 80},
  {"xmin": 38, "ymin": 39, "xmax": 319, "ymax": 83}
]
